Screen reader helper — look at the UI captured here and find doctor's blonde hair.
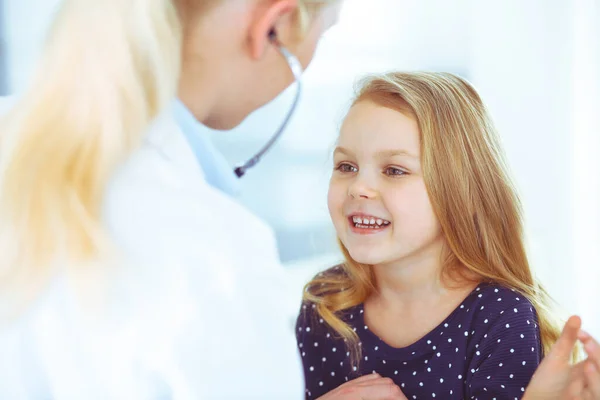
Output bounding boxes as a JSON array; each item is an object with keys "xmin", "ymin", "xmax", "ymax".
[
  {"xmin": 303, "ymin": 72, "xmax": 570, "ymax": 364},
  {"xmin": 0, "ymin": 0, "xmax": 332, "ymax": 317}
]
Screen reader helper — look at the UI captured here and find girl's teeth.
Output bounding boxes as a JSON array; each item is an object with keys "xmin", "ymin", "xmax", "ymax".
[{"xmin": 351, "ymin": 215, "xmax": 391, "ymax": 228}]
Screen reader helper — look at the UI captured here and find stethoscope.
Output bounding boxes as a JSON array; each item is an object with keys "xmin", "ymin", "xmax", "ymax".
[{"xmin": 233, "ymin": 30, "xmax": 304, "ymax": 178}]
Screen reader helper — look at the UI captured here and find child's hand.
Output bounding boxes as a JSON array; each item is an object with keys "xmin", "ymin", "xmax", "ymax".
[
  {"xmin": 579, "ymin": 328, "xmax": 600, "ymax": 397},
  {"xmin": 524, "ymin": 316, "xmax": 600, "ymax": 399},
  {"xmin": 316, "ymin": 373, "xmax": 407, "ymax": 400}
]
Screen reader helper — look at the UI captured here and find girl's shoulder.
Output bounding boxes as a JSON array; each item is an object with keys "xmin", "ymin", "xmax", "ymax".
[
  {"xmin": 467, "ymin": 282, "xmax": 537, "ymax": 316},
  {"xmin": 462, "ymin": 282, "xmax": 540, "ymax": 350},
  {"xmin": 301, "ymin": 264, "xmax": 350, "ymax": 301},
  {"xmin": 296, "ymin": 264, "xmax": 359, "ymax": 333},
  {"xmin": 431, "ymin": 282, "xmax": 539, "ymax": 346},
  {"xmin": 460, "ymin": 284, "xmax": 542, "ymax": 397}
]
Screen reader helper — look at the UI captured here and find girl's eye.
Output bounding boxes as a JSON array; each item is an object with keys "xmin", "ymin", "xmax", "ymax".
[
  {"xmin": 336, "ymin": 163, "xmax": 358, "ymax": 173},
  {"xmin": 385, "ymin": 166, "xmax": 407, "ymax": 176}
]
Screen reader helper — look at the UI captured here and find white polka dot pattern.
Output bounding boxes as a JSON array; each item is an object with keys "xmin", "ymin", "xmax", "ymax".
[{"xmin": 296, "ymin": 279, "xmax": 541, "ymax": 399}]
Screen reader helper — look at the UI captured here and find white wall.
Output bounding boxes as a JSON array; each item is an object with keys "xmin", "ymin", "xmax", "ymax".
[
  {"xmin": 469, "ymin": 0, "xmax": 577, "ymax": 312},
  {"xmin": 571, "ymin": 0, "xmax": 600, "ymax": 336},
  {"xmin": 466, "ymin": 0, "xmax": 600, "ymax": 335}
]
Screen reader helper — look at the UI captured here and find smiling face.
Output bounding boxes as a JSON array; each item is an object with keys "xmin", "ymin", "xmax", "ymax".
[{"xmin": 328, "ymin": 99, "xmax": 445, "ymax": 268}]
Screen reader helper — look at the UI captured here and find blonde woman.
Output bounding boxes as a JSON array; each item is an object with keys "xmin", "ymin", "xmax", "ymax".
[
  {"xmin": 298, "ymin": 72, "xmax": 600, "ymax": 400},
  {"xmin": 0, "ymin": 0, "xmax": 343, "ymax": 398}
]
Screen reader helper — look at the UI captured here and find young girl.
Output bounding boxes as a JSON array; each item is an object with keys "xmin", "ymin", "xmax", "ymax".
[{"xmin": 296, "ymin": 72, "xmax": 566, "ymax": 399}]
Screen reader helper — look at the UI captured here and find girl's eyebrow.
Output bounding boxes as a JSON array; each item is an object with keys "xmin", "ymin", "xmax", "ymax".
[
  {"xmin": 375, "ymin": 149, "xmax": 419, "ymax": 159},
  {"xmin": 333, "ymin": 147, "xmax": 419, "ymax": 159},
  {"xmin": 333, "ymin": 146, "xmax": 353, "ymax": 156}
]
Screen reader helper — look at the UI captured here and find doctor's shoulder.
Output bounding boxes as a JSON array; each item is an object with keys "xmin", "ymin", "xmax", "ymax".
[
  {"xmin": 101, "ymin": 141, "xmax": 255, "ymax": 279},
  {"xmin": 0, "ymin": 96, "xmax": 16, "ymax": 114},
  {"xmin": 0, "ymin": 97, "xmax": 17, "ymax": 127}
]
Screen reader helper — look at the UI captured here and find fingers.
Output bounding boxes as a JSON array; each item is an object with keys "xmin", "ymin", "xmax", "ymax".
[
  {"xmin": 564, "ymin": 361, "xmax": 587, "ymax": 398},
  {"xmin": 335, "ymin": 375, "xmax": 406, "ymax": 400},
  {"xmin": 355, "ymin": 376, "xmax": 394, "ymax": 388},
  {"xmin": 335, "ymin": 373, "xmax": 382, "ymax": 390},
  {"xmin": 584, "ymin": 360, "xmax": 600, "ymax": 399},
  {"xmin": 548, "ymin": 315, "xmax": 582, "ymax": 363},
  {"xmin": 335, "ymin": 374, "xmax": 393, "ymax": 388},
  {"xmin": 583, "ymin": 334, "xmax": 600, "ymax": 371},
  {"xmin": 579, "ymin": 330, "xmax": 592, "ymax": 342},
  {"xmin": 355, "ymin": 380, "xmax": 406, "ymax": 400},
  {"xmin": 344, "ymin": 372, "xmax": 382, "ymax": 384}
]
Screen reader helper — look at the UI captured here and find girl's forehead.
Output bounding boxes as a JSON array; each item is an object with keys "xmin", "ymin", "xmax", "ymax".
[{"xmin": 338, "ymin": 102, "xmax": 421, "ymax": 154}]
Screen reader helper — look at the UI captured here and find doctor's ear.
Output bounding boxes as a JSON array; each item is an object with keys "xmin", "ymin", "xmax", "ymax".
[{"xmin": 248, "ymin": 0, "xmax": 298, "ymax": 59}]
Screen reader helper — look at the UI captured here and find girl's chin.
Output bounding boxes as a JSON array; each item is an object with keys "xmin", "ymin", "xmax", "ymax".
[{"xmin": 345, "ymin": 248, "xmax": 386, "ymax": 266}]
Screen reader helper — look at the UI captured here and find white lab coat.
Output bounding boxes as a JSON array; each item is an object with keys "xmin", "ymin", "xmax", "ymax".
[{"xmin": 0, "ymin": 99, "xmax": 304, "ymax": 399}]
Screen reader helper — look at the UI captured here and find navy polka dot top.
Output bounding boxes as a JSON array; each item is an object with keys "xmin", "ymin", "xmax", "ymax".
[{"xmin": 296, "ymin": 274, "xmax": 542, "ymax": 400}]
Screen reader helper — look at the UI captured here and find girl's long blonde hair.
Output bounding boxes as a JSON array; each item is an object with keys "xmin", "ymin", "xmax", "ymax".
[
  {"xmin": 0, "ymin": 0, "xmax": 333, "ymax": 318},
  {"xmin": 304, "ymin": 71, "xmax": 566, "ymax": 363}
]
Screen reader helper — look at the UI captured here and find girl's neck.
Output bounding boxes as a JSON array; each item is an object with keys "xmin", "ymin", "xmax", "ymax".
[{"xmin": 368, "ymin": 241, "xmax": 476, "ymax": 310}]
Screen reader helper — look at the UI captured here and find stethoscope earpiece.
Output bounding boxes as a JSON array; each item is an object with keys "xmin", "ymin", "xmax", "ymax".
[
  {"xmin": 268, "ymin": 28, "xmax": 277, "ymax": 42},
  {"xmin": 233, "ymin": 29, "xmax": 304, "ymax": 179}
]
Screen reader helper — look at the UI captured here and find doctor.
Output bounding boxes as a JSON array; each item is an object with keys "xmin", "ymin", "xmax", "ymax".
[
  {"xmin": 0, "ymin": 0, "xmax": 341, "ymax": 398},
  {"xmin": 0, "ymin": 0, "xmax": 597, "ymax": 399}
]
